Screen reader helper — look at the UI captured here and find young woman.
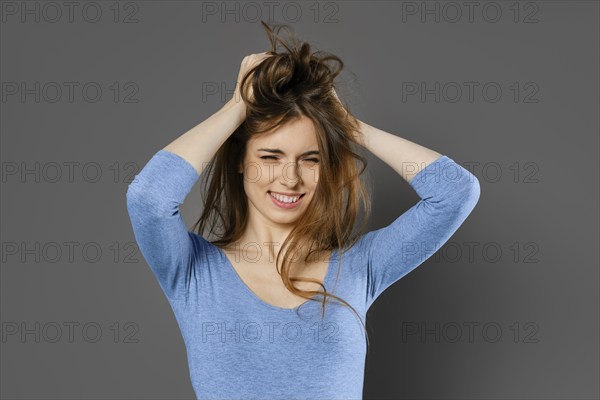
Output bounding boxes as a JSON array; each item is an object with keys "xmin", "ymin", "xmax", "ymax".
[{"xmin": 126, "ymin": 22, "xmax": 480, "ymax": 400}]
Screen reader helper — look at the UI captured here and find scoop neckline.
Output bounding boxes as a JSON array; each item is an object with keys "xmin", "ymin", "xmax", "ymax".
[{"xmin": 214, "ymin": 244, "xmax": 338, "ymax": 313}]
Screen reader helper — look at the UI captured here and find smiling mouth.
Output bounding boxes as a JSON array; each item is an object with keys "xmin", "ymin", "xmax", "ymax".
[
  {"xmin": 268, "ymin": 191, "xmax": 306, "ymax": 207},
  {"xmin": 268, "ymin": 190, "xmax": 306, "ymax": 204}
]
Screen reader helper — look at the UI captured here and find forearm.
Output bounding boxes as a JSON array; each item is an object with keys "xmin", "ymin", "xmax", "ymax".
[
  {"xmin": 357, "ymin": 119, "xmax": 443, "ymax": 184},
  {"xmin": 163, "ymin": 99, "xmax": 246, "ymax": 175}
]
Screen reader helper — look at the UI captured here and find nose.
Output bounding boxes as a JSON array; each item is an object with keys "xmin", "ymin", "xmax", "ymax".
[{"xmin": 280, "ymin": 161, "xmax": 302, "ymax": 186}]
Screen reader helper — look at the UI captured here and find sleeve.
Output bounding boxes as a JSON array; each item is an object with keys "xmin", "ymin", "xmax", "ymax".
[
  {"xmin": 363, "ymin": 155, "xmax": 481, "ymax": 310},
  {"xmin": 125, "ymin": 149, "xmax": 210, "ymax": 302}
]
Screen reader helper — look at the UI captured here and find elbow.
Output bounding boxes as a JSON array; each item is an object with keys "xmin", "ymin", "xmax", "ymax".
[
  {"xmin": 126, "ymin": 179, "xmax": 161, "ymax": 218},
  {"xmin": 456, "ymin": 174, "xmax": 481, "ymax": 215},
  {"xmin": 126, "ymin": 179, "xmax": 180, "ymax": 219},
  {"xmin": 466, "ymin": 175, "xmax": 481, "ymax": 204},
  {"xmin": 126, "ymin": 182, "xmax": 146, "ymax": 219},
  {"xmin": 125, "ymin": 179, "xmax": 144, "ymax": 211}
]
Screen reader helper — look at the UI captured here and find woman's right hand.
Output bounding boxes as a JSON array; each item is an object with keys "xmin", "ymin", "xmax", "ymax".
[{"xmin": 232, "ymin": 51, "xmax": 274, "ymax": 107}]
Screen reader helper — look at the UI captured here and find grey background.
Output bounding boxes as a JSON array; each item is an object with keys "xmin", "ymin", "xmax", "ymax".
[{"xmin": 1, "ymin": 1, "xmax": 598, "ymax": 399}]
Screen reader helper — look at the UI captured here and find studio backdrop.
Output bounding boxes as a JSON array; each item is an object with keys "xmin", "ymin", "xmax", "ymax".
[{"xmin": 1, "ymin": 1, "xmax": 598, "ymax": 399}]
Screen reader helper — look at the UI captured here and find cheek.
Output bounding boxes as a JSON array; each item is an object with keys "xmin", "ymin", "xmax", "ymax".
[
  {"xmin": 302, "ymin": 166, "xmax": 319, "ymax": 186},
  {"xmin": 244, "ymin": 164, "xmax": 272, "ymax": 187}
]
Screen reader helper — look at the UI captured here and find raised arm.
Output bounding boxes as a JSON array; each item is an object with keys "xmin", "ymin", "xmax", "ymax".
[
  {"xmin": 126, "ymin": 150, "xmax": 203, "ymax": 301},
  {"xmin": 162, "ymin": 52, "xmax": 271, "ymax": 173},
  {"xmin": 126, "ymin": 97, "xmax": 242, "ymax": 301},
  {"xmin": 126, "ymin": 53, "xmax": 273, "ymax": 302},
  {"xmin": 355, "ymin": 120, "xmax": 481, "ymax": 310},
  {"xmin": 125, "ymin": 97, "xmax": 243, "ymax": 301},
  {"xmin": 358, "ymin": 120, "xmax": 444, "ymax": 182}
]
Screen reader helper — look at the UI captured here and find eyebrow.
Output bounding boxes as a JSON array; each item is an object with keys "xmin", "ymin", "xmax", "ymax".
[{"xmin": 257, "ymin": 148, "xmax": 320, "ymax": 157}]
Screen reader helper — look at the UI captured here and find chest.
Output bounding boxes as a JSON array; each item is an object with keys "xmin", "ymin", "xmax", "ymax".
[{"xmin": 222, "ymin": 252, "xmax": 330, "ymax": 310}]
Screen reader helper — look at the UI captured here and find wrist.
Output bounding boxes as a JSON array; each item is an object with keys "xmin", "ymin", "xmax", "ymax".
[
  {"xmin": 356, "ymin": 120, "xmax": 370, "ymax": 148},
  {"xmin": 223, "ymin": 98, "xmax": 247, "ymax": 123}
]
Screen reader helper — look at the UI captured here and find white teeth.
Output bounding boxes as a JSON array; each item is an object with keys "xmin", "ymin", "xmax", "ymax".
[{"xmin": 270, "ymin": 192, "xmax": 300, "ymax": 203}]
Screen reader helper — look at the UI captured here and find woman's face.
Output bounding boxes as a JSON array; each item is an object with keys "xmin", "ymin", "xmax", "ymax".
[{"xmin": 239, "ymin": 115, "xmax": 321, "ymax": 226}]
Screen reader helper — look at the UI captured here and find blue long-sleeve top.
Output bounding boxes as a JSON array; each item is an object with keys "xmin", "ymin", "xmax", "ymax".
[{"xmin": 126, "ymin": 149, "xmax": 480, "ymax": 400}]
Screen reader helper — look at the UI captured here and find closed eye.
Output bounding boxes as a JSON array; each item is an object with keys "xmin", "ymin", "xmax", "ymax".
[{"xmin": 260, "ymin": 156, "xmax": 320, "ymax": 163}]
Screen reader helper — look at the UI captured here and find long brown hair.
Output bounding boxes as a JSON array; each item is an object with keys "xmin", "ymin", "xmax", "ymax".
[{"xmin": 192, "ymin": 21, "xmax": 373, "ymax": 347}]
